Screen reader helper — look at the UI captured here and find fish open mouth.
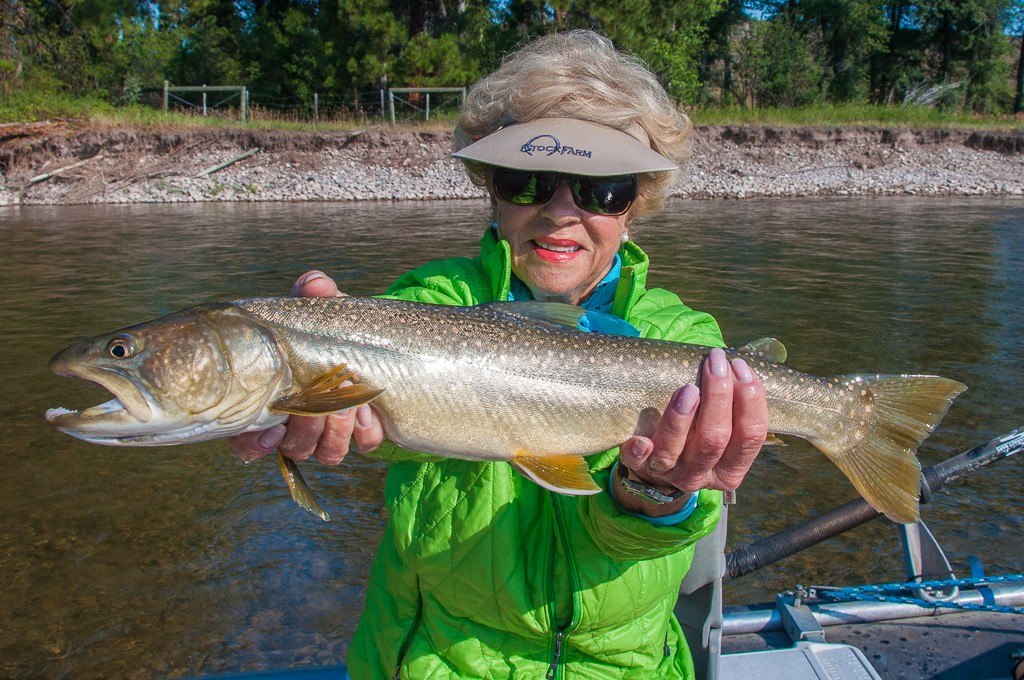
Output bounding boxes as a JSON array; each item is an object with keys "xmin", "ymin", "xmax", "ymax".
[
  {"xmin": 45, "ymin": 356, "xmax": 156, "ymax": 442},
  {"xmin": 45, "ymin": 387, "xmax": 221, "ymax": 445}
]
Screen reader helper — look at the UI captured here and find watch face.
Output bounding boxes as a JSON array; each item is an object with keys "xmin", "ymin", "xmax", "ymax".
[{"xmin": 618, "ymin": 466, "xmax": 685, "ymax": 505}]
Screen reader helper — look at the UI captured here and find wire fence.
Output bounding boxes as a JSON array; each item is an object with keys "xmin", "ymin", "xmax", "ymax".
[{"xmin": 152, "ymin": 85, "xmax": 466, "ymax": 126}]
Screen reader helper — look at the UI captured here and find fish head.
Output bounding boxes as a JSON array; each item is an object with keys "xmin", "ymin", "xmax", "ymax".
[{"xmin": 46, "ymin": 305, "xmax": 288, "ymax": 445}]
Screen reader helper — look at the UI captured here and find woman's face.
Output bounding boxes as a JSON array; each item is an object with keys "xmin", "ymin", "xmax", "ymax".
[{"xmin": 491, "ymin": 178, "xmax": 634, "ymax": 305}]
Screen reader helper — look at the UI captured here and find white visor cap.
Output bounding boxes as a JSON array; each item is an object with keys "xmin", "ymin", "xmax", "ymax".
[{"xmin": 453, "ymin": 118, "xmax": 678, "ymax": 176}]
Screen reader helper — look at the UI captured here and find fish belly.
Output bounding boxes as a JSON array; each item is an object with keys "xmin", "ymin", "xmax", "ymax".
[{"xmin": 344, "ymin": 344, "xmax": 680, "ymax": 461}]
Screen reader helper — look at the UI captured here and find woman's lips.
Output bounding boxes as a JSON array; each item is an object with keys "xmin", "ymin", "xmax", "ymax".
[{"xmin": 532, "ymin": 238, "xmax": 582, "ymax": 262}]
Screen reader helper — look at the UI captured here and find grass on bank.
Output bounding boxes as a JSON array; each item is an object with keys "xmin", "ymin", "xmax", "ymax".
[
  {"xmin": 691, "ymin": 103, "xmax": 1023, "ymax": 130},
  {"xmin": 2, "ymin": 87, "xmax": 1021, "ymax": 133}
]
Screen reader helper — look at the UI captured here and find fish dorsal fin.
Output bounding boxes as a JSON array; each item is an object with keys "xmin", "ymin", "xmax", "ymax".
[
  {"xmin": 270, "ymin": 363, "xmax": 383, "ymax": 415},
  {"xmin": 511, "ymin": 451, "xmax": 602, "ymax": 495},
  {"xmin": 739, "ymin": 337, "xmax": 787, "ymax": 363},
  {"xmin": 477, "ymin": 301, "xmax": 585, "ymax": 330}
]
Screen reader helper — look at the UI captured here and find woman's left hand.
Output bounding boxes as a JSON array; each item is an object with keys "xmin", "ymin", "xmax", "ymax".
[{"xmin": 614, "ymin": 347, "xmax": 768, "ymax": 517}]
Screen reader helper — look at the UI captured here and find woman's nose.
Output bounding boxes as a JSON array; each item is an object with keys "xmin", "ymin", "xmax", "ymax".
[{"xmin": 540, "ymin": 181, "xmax": 579, "ymax": 219}]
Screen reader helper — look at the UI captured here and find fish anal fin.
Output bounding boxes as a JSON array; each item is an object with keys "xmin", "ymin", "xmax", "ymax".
[
  {"xmin": 270, "ymin": 363, "xmax": 383, "ymax": 415},
  {"xmin": 277, "ymin": 451, "xmax": 330, "ymax": 521},
  {"xmin": 511, "ymin": 451, "xmax": 602, "ymax": 496},
  {"xmin": 739, "ymin": 337, "xmax": 787, "ymax": 363}
]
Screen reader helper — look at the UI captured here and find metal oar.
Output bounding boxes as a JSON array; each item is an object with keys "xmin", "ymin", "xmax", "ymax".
[{"xmin": 726, "ymin": 426, "xmax": 1024, "ymax": 579}]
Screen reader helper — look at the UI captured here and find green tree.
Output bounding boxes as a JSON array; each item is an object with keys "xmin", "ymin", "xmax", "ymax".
[
  {"xmin": 336, "ymin": 0, "xmax": 407, "ymax": 90},
  {"xmin": 734, "ymin": 16, "xmax": 823, "ymax": 106},
  {"xmin": 498, "ymin": 0, "xmax": 725, "ymax": 103},
  {"xmin": 1009, "ymin": 1, "xmax": 1024, "ymax": 111},
  {"xmin": 698, "ymin": 0, "xmax": 748, "ymax": 105},
  {"xmin": 802, "ymin": 0, "xmax": 888, "ymax": 101},
  {"xmin": 916, "ymin": 0, "xmax": 1013, "ymax": 111},
  {"xmin": 248, "ymin": 3, "xmax": 337, "ymax": 100}
]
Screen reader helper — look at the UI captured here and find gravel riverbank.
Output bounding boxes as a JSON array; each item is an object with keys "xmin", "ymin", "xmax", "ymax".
[{"xmin": 1, "ymin": 122, "xmax": 1022, "ymax": 206}]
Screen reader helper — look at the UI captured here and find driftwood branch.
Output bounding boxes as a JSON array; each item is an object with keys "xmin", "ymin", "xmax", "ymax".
[
  {"xmin": 195, "ymin": 148, "xmax": 260, "ymax": 178},
  {"xmin": 27, "ymin": 152, "xmax": 105, "ymax": 186}
]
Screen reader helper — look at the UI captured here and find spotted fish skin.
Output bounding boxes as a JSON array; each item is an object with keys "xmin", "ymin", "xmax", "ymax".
[{"xmin": 47, "ymin": 297, "xmax": 966, "ymax": 523}]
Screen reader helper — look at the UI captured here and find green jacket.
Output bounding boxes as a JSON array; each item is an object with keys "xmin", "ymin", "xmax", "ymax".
[{"xmin": 347, "ymin": 230, "xmax": 726, "ymax": 679}]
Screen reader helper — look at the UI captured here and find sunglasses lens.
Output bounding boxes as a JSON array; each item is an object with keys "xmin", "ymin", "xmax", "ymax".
[
  {"xmin": 573, "ymin": 175, "xmax": 637, "ymax": 215},
  {"xmin": 492, "ymin": 168, "xmax": 551, "ymax": 205},
  {"xmin": 492, "ymin": 169, "xmax": 636, "ymax": 215}
]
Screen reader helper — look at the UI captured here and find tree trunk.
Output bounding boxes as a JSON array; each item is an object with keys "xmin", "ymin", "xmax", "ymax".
[
  {"xmin": 410, "ymin": 0, "xmax": 426, "ymax": 36},
  {"xmin": 1014, "ymin": 35, "xmax": 1023, "ymax": 113},
  {"xmin": 939, "ymin": 9, "xmax": 952, "ymax": 82}
]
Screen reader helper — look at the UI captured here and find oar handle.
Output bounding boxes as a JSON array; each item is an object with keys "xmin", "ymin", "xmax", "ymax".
[
  {"xmin": 726, "ymin": 498, "xmax": 879, "ymax": 578},
  {"xmin": 726, "ymin": 426, "xmax": 1024, "ymax": 579},
  {"xmin": 928, "ymin": 426, "xmax": 1024, "ymax": 490}
]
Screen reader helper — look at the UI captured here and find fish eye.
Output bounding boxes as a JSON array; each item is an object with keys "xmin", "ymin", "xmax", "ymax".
[{"xmin": 107, "ymin": 335, "xmax": 136, "ymax": 359}]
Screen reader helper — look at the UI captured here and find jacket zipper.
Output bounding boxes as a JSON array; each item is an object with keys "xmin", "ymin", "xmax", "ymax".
[
  {"xmin": 392, "ymin": 579, "xmax": 424, "ymax": 680},
  {"xmin": 545, "ymin": 629, "xmax": 565, "ymax": 680},
  {"xmin": 547, "ymin": 496, "xmax": 582, "ymax": 680}
]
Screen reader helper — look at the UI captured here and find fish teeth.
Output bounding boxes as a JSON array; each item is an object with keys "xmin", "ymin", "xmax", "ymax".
[{"xmin": 45, "ymin": 407, "xmax": 78, "ymax": 419}]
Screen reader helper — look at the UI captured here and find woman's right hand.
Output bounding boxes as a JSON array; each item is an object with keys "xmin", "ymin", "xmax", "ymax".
[{"xmin": 228, "ymin": 270, "xmax": 385, "ymax": 466}]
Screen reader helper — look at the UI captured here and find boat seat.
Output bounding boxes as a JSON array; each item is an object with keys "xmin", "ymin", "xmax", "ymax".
[
  {"xmin": 675, "ymin": 503, "xmax": 727, "ymax": 680},
  {"xmin": 720, "ymin": 641, "xmax": 882, "ymax": 679},
  {"xmin": 675, "ymin": 501, "xmax": 886, "ymax": 680}
]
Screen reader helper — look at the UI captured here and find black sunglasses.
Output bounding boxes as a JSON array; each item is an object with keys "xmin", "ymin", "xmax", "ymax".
[{"xmin": 491, "ymin": 168, "xmax": 638, "ymax": 216}]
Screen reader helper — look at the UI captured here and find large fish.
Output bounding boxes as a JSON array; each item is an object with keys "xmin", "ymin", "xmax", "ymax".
[{"xmin": 46, "ymin": 297, "xmax": 966, "ymax": 524}]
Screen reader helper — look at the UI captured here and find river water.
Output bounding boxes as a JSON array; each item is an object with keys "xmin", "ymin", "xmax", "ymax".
[{"xmin": 1, "ymin": 198, "xmax": 1022, "ymax": 678}]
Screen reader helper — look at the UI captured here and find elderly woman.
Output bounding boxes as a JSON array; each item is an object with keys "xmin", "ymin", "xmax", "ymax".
[{"xmin": 232, "ymin": 30, "xmax": 767, "ymax": 679}]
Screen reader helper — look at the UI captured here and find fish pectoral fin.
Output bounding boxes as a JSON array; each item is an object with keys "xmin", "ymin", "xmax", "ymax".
[
  {"xmin": 763, "ymin": 433, "xmax": 787, "ymax": 447},
  {"xmin": 270, "ymin": 363, "xmax": 383, "ymax": 416},
  {"xmin": 277, "ymin": 451, "xmax": 330, "ymax": 521},
  {"xmin": 511, "ymin": 451, "xmax": 602, "ymax": 496},
  {"xmin": 739, "ymin": 337, "xmax": 787, "ymax": 363}
]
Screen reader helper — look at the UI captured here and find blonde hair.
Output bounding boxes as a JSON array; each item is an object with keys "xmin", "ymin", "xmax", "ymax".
[{"xmin": 455, "ymin": 30, "xmax": 691, "ymax": 217}]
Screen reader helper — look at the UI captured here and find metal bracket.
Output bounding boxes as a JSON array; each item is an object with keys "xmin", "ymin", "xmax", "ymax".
[
  {"xmin": 899, "ymin": 519, "xmax": 958, "ymax": 602},
  {"xmin": 776, "ymin": 590, "xmax": 826, "ymax": 644},
  {"xmin": 970, "ymin": 555, "xmax": 997, "ymax": 606}
]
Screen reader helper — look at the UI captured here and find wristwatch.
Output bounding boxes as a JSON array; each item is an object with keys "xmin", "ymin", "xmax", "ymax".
[{"xmin": 615, "ymin": 463, "xmax": 691, "ymax": 505}]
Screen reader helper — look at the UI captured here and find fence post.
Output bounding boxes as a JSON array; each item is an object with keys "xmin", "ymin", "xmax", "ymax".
[
  {"xmin": 426, "ymin": 93, "xmax": 430, "ymax": 121},
  {"xmin": 240, "ymin": 87, "xmax": 247, "ymax": 121},
  {"xmin": 313, "ymin": 93, "xmax": 319, "ymax": 127},
  {"xmin": 163, "ymin": 80, "xmax": 169, "ymax": 112},
  {"xmin": 242, "ymin": 88, "xmax": 249, "ymax": 122},
  {"xmin": 380, "ymin": 90, "xmax": 386, "ymax": 124},
  {"xmin": 389, "ymin": 89, "xmax": 396, "ymax": 126},
  {"xmin": 202, "ymin": 84, "xmax": 207, "ymax": 116}
]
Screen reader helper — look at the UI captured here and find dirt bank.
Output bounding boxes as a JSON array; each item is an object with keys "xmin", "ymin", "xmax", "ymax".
[{"xmin": 1, "ymin": 122, "xmax": 1021, "ymax": 205}]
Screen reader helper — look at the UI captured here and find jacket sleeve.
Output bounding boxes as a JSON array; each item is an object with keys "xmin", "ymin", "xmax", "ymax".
[
  {"xmin": 580, "ymin": 287, "xmax": 727, "ymax": 559},
  {"xmin": 580, "ymin": 470, "xmax": 723, "ymax": 560}
]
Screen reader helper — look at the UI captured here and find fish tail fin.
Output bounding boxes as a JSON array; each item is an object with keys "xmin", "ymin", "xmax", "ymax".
[
  {"xmin": 812, "ymin": 375, "xmax": 966, "ymax": 524},
  {"xmin": 277, "ymin": 451, "xmax": 331, "ymax": 522}
]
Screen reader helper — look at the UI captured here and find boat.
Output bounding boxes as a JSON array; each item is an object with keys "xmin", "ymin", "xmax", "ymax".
[
  {"xmin": 677, "ymin": 426, "xmax": 1024, "ymax": 680},
  {"xmin": 195, "ymin": 428, "xmax": 1024, "ymax": 680}
]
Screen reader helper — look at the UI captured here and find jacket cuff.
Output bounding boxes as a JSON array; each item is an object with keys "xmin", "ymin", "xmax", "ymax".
[
  {"xmin": 606, "ymin": 461, "xmax": 699, "ymax": 525},
  {"xmin": 579, "ymin": 466, "xmax": 722, "ymax": 561}
]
